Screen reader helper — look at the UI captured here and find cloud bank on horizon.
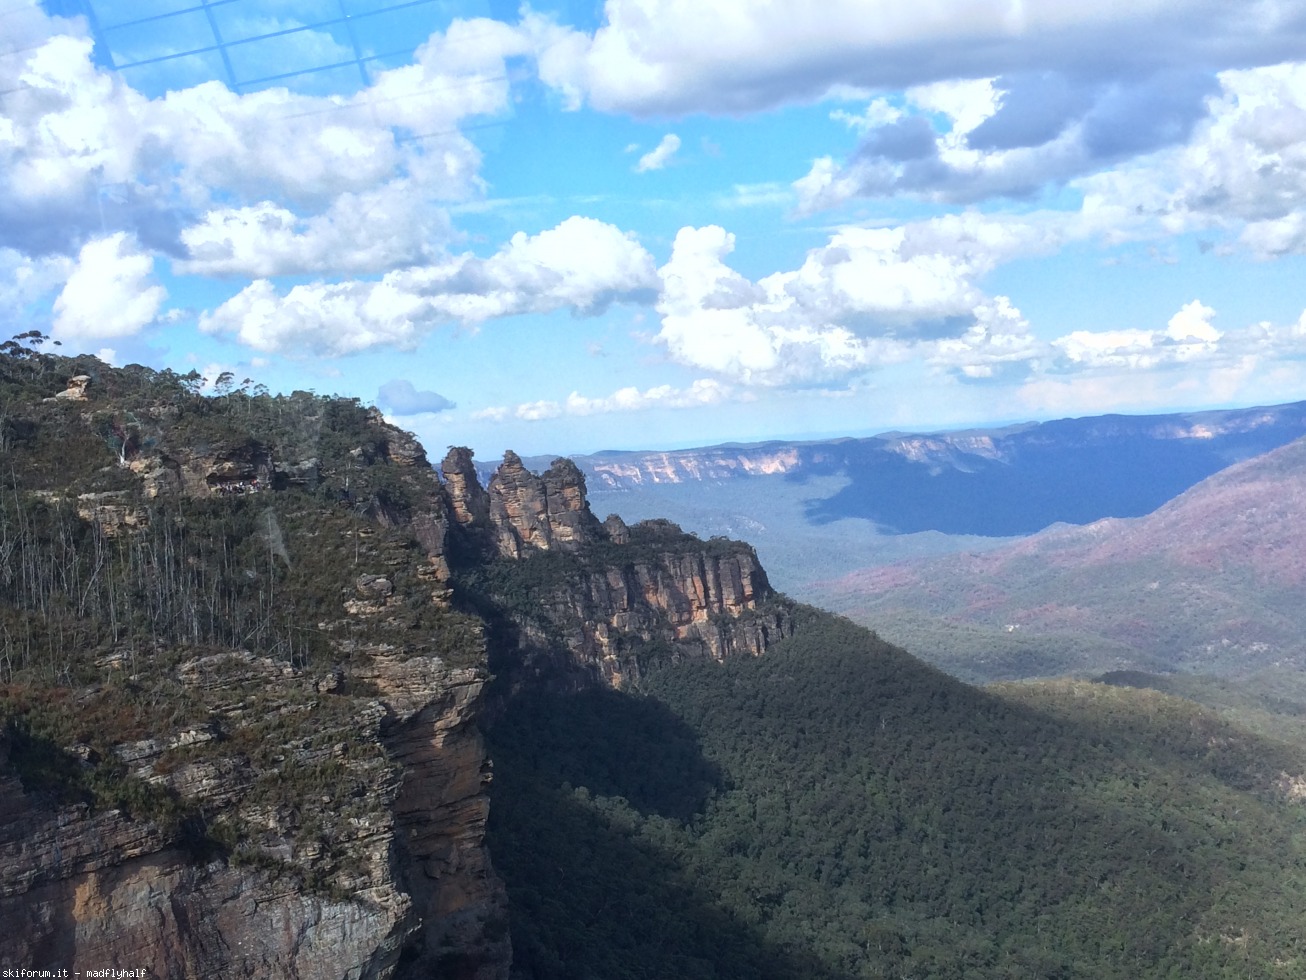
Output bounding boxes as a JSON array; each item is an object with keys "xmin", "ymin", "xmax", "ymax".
[{"xmin": 3, "ymin": 0, "xmax": 1306, "ymax": 455}]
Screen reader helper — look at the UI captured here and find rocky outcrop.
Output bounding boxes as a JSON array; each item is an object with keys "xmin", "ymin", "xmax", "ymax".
[
  {"xmin": 127, "ymin": 453, "xmax": 183, "ymax": 498},
  {"xmin": 486, "ymin": 452, "xmax": 604, "ymax": 558},
  {"xmin": 525, "ymin": 538, "xmax": 791, "ymax": 687},
  {"xmin": 172, "ymin": 439, "xmax": 277, "ymax": 496},
  {"xmin": 277, "ymin": 456, "xmax": 321, "ymax": 490},
  {"xmin": 50, "ymin": 374, "xmax": 92, "ymax": 402},
  {"xmin": 443, "ymin": 447, "xmax": 492, "ymax": 528},
  {"xmin": 602, "ymin": 513, "xmax": 630, "ymax": 544},
  {"xmin": 448, "ymin": 451, "xmax": 793, "ymax": 687},
  {"xmin": 75, "ymin": 491, "xmax": 150, "ymax": 535},
  {"xmin": 0, "ymin": 651, "xmax": 509, "ymax": 980},
  {"xmin": 367, "ymin": 409, "xmax": 428, "ymax": 468}
]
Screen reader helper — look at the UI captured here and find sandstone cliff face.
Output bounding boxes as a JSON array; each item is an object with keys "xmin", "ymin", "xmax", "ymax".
[
  {"xmin": 443, "ymin": 447, "xmax": 491, "ymax": 529},
  {"xmin": 1, "ymin": 413, "xmax": 510, "ymax": 978},
  {"xmin": 446, "ymin": 451, "xmax": 793, "ymax": 688},
  {"xmin": 543, "ymin": 545, "xmax": 792, "ymax": 686},
  {"xmin": 366, "ymin": 663, "xmax": 508, "ymax": 979},
  {"xmin": 0, "ymin": 784, "xmax": 411, "ymax": 979},
  {"xmin": 587, "ymin": 446, "xmax": 803, "ymax": 487},
  {"xmin": 0, "ymin": 652, "xmax": 506, "ymax": 980},
  {"xmin": 484, "ymin": 451, "xmax": 604, "ymax": 558}
]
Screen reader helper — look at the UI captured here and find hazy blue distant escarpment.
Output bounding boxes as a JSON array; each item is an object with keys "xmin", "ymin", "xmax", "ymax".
[
  {"xmin": 493, "ymin": 401, "xmax": 1306, "ymax": 537},
  {"xmin": 471, "ymin": 402, "xmax": 1306, "ymax": 597}
]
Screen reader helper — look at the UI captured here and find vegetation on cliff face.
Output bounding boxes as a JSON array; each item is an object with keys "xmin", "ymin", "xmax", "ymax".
[
  {"xmin": 487, "ymin": 606, "xmax": 1306, "ymax": 979},
  {"xmin": 1, "ymin": 343, "xmax": 484, "ymax": 900},
  {"xmin": 3, "ymin": 341, "xmax": 795, "ymax": 975}
]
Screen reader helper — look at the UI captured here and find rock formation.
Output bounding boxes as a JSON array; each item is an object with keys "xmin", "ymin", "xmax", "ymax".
[
  {"xmin": 545, "ymin": 545, "xmax": 791, "ymax": 686},
  {"xmin": 0, "ymin": 347, "xmax": 792, "ymax": 979},
  {"xmin": 74, "ymin": 491, "xmax": 150, "ymax": 535},
  {"xmin": 0, "ymin": 652, "xmax": 505, "ymax": 980},
  {"xmin": 443, "ymin": 447, "xmax": 492, "ymax": 528},
  {"xmin": 602, "ymin": 513, "xmax": 630, "ymax": 544},
  {"xmin": 367, "ymin": 409, "xmax": 428, "ymax": 468},
  {"xmin": 446, "ymin": 452, "xmax": 794, "ymax": 687},
  {"xmin": 51, "ymin": 374, "xmax": 91, "ymax": 401},
  {"xmin": 485, "ymin": 451, "xmax": 604, "ymax": 558}
]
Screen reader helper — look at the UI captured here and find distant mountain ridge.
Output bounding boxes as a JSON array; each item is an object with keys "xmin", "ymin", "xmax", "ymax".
[
  {"xmin": 816, "ymin": 433, "xmax": 1306, "ymax": 679},
  {"xmin": 481, "ymin": 400, "xmax": 1306, "ymax": 538}
]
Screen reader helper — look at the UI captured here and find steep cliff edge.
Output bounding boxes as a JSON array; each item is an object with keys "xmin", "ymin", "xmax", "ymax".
[
  {"xmin": 1, "ymin": 646, "xmax": 506, "ymax": 980},
  {"xmin": 1, "ymin": 350, "xmax": 794, "ymax": 977},
  {"xmin": 0, "ymin": 353, "xmax": 507, "ymax": 979},
  {"xmin": 443, "ymin": 448, "xmax": 794, "ymax": 688}
]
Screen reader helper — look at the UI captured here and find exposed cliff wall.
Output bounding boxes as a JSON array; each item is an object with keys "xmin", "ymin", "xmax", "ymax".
[
  {"xmin": 445, "ymin": 448, "xmax": 794, "ymax": 688},
  {"xmin": 362, "ymin": 661, "xmax": 509, "ymax": 980},
  {"xmin": 587, "ymin": 446, "xmax": 804, "ymax": 487},
  {"xmin": 536, "ymin": 543, "xmax": 793, "ymax": 687},
  {"xmin": 0, "ymin": 365, "xmax": 508, "ymax": 980},
  {"xmin": 0, "ymin": 652, "xmax": 504, "ymax": 979},
  {"xmin": 483, "ymin": 451, "xmax": 604, "ymax": 558}
]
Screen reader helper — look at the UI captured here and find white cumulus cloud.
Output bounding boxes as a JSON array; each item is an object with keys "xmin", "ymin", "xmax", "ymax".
[
  {"xmin": 1074, "ymin": 62, "xmax": 1306, "ymax": 250},
  {"xmin": 199, "ymin": 217, "xmax": 659, "ymax": 355},
  {"xmin": 1050, "ymin": 300, "xmax": 1225, "ymax": 372},
  {"xmin": 476, "ymin": 379, "xmax": 737, "ymax": 424},
  {"xmin": 177, "ymin": 180, "xmax": 452, "ymax": 277},
  {"xmin": 795, "ymin": 68, "xmax": 1222, "ymax": 211},
  {"xmin": 52, "ymin": 233, "xmax": 166, "ymax": 344},
  {"xmin": 653, "ymin": 212, "xmax": 1075, "ymax": 386},
  {"xmin": 0, "ymin": 5, "xmax": 540, "ymax": 264},
  {"xmin": 1166, "ymin": 300, "xmax": 1220, "ymax": 343},
  {"xmin": 0, "ymin": 248, "xmax": 74, "ymax": 324},
  {"xmin": 526, "ymin": 0, "xmax": 1306, "ymax": 116},
  {"xmin": 565, "ymin": 378, "xmax": 734, "ymax": 414}
]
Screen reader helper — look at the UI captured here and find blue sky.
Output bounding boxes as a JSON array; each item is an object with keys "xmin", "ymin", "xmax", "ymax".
[{"xmin": 5, "ymin": 1, "xmax": 1306, "ymax": 457}]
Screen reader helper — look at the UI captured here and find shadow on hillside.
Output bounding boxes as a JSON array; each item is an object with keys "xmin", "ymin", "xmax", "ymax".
[
  {"xmin": 487, "ymin": 685, "xmax": 847, "ymax": 980},
  {"xmin": 489, "ymin": 685, "xmax": 722, "ymax": 823},
  {"xmin": 485, "ymin": 606, "xmax": 1306, "ymax": 977}
]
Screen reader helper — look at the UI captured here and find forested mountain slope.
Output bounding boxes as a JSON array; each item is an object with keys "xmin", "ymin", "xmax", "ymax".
[{"xmin": 488, "ymin": 608, "xmax": 1306, "ymax": 979}]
